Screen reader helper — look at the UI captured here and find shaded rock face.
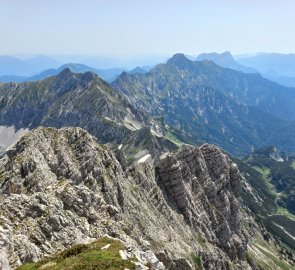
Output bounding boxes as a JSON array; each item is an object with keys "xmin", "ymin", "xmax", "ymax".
[
  {"xmin": 157, "ymin": 145, "xmax": 245, "ymax": 260},
  {"xmin": 0, "ymin": 69, "xmax": 149, "ymax": 147},
  {"xmin": 0, "ymin": 127, "xmax": 247, "ymax": 269}
]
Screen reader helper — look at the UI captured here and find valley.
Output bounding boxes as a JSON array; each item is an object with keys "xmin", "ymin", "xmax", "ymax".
[{"xmin": 0, "ymin": 55, "xmax": 295, "ymax": 269}]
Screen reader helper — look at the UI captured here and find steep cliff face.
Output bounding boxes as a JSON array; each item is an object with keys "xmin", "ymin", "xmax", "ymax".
[
  {"xmin": 0, "ymin": 127, "xmax": 248, "ymax": 269},
  {"xmin": 157, "ymin": 145, "xmax": 246, "ymax": 260}
]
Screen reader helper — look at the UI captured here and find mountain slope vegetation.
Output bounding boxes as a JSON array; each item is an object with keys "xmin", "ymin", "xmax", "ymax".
[{"xmin": 112, "ymin": 54, "xmax": 295, "ymax": 155}]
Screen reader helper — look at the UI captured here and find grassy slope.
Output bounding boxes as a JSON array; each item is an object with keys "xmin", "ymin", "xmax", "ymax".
[
  {"xmin": 17, "ymin": 237, "xmax": 136, "ymax": 270},
  {"xmin": 237, "ymin": 151, "xmax": 295, "ymax": 251},
  {"xmin": 247, "ymin": 240, "xmax": 295, "ymax": 270}
]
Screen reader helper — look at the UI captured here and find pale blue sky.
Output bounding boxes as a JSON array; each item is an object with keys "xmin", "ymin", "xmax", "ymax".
[{"xmin": 1, "ymin": 0, "xmax": 295, "ymax": 56}]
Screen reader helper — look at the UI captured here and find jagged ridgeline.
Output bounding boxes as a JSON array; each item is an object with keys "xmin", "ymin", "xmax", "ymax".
[
  {"xmin": 0, "ymin": 127, "xmax": 293, "ymax": 270},
  {"xmin": 0, "ymin": 68, "xmax": 177, "ymax": 162},
  {"xmin": 112, "ymin": 54, "xmax": 295, "ymax": 156},
  {"xmin": 3, "ymin": 55, "xmax": 295, "ymax": 157},
  {"xmin": 0, "ymin": 55, "xmax": 295, "ymax": 269},
  {"xmin": 0, "ymin": 68, "xmax": 147, "ymax": 143}
]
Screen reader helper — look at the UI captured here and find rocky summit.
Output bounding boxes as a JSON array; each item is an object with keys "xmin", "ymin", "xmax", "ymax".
[{"xmin": 0, "ymin": 127, "xmax": 250, "ymax": 269}]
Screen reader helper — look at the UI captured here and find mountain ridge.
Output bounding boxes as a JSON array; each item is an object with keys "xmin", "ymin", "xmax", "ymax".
[
  {"xmin": 112, "ymin": 54, "xmax": 295, "ymax": 155},
  {"xmin": 0, "ymin": 127, "xmax": 260, "ymax": 269},
  {"xmin": 0, "ymin": 63, "xmax": 124, "ymax": 83},
  {"xmin": 1, "ymin": 126, "xmax": 293, "ymax": 269},
  {"xmin": 197, "ymin": 52, "xmax": 257, "ymax": 74},
  {"xmin": 0, "ymin": 63, "xmax": 294, "ymax": 269}
]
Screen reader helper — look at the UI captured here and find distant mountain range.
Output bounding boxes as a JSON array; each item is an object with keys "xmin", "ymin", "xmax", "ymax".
[
  {"xmin": 0, "ymin": 53, "xmax": 160, "ymax": 78},
  {"xmin": 0, "ymin": 55, "xmax": 61, "ymax": 76},
  {"xmin": 197, "ymin": 51, "xmax": 257, "ymax": 74},
  {"xmin": 2, "ymin": 53, "xmax": 295, "ymax": 156},
  {"xmin": 236, "ymin": 53, "xmax": 295, "ymax": 78},
  {"xmin": 236, "ymin": 53, "xmax": 295, "ymax": 87},
  {"xmin": 0, "ymin": 63, "xmax": 148, "ymax": 83},
  {"xmin": 26, "ymin": 63, "xmax": 125, "ymax": 83},
  {"xmin": 1, "ymin": 54, "xmax": 295, "ymax": 266},
  {"xmin": 196, "ymin": 51, "xmax": 295, "ymax": 88},
  {"xmin": 2, "ymin": 52, "xmax": 295, "ymax": 87}
]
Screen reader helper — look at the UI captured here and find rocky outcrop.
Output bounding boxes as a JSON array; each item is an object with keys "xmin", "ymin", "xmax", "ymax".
[
  {"xmin": 157, "ymin": 145, "xmax": 246, "ymax": 260},
  {"xmin": 0, "ymin": 127, "xmax": 249, "ymax": 269},
  {"xmin": 117, "ymin": 126, "xmax": 178, "ymax": 163}
]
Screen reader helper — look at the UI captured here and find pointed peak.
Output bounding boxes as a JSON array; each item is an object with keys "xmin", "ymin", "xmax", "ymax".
[
  {"xmin": 128, "ymin": 66, "xmax": 147, "ymax": 75},
  {"xmin": 168, "ymin": 53, "xmax": 189, "ymax": 62},
  {"xmin": 167, "ymin": 53, "xmax": 193, "ymax": 68},
  {"xmin": 57, "ymin": 67, "xmax": 74, "ymax": 79},
  {"xmin": 81, "ymin": 71, "xmax": 99, "ymax": 81}
]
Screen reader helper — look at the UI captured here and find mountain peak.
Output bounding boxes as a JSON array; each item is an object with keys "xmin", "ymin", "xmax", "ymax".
[
  {"xmin": 167, "ymin": 53, "xmax": 193, "ymax": 68},
  {"xmin": 56, "ymin": 67, "xmax": 74, "ymax": 79},
  {"xmin": 196, "ymin": 51, "xmax": 257, "ymax": 73},
  {"xmin": 220, "ymin": 51, "xmax": 233, "ymax": 57},
  {"xmin": 128, "ymin": 66, "xmax": 147, "ymax": 75},
  {"xmin": 197, "ymin": 51, "xmax": 234, "ymax": 62},
  {"xmin": 82, "ymin": 70, "xmax": 98, "ymax": 80},
  {"xmin": 56, "ymin": 67, "xmax": 99, "ymax": 82}
]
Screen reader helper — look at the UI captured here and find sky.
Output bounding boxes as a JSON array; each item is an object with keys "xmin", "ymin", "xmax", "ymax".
[{"xmin": 1, "ymin": 0, "xmax": 295, "ymax": 57}]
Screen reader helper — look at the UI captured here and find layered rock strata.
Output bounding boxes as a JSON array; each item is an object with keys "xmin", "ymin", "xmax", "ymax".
[{"xmin": 0, "ymin": 127, "xmax": 247, "ymax": 269}]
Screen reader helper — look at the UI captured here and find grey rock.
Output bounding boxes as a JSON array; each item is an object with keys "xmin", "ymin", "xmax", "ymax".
[
  {"xmin": 0, "ymin": 250, "xmax": 10, "ymax": 270},
  {"xmin": 0, "ymin": 127, "xmax": 249, "ymax": 269}
]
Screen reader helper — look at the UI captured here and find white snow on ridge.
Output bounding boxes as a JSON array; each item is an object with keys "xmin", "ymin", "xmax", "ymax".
[{"xmin": 137, "ymin": 154, "xmax": 151, "ymax": 164}]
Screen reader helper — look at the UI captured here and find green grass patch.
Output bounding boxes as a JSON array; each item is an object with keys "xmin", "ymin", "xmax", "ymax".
[
  {"xmin": 17, "ymin": 237, "xmax": 136, "ymax": 270},
  {"xmin": 253, "ymin": 166, "xmax": 277, "ymax": 198},
  {"xmin": 192, "ymin": 255, "xmax": 201, "ymax": 270},
  {"xmin": 255, "ymin": 244, "xmax": 294, "ymax": 270},
  {"xmin": 245, "ymin": 250, "xmax": 271, "ymax": 270},
  {"xmin": 165, "ymin": 130, "xmax": 183, "ymax": 146},
  {"xmin": 277, "ymin": 207, "xmax": 295, "ymax": 221}
]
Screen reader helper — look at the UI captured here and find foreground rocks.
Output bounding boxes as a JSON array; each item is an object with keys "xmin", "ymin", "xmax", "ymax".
[{"xmin": 0, "ymin": 127, "xmax": 249, "ymax": 269}]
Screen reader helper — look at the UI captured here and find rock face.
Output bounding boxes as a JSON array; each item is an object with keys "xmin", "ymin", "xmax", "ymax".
[
  {"xmin": 0, "ymin": 68, "xmax": 149, "ymax": 146},
  {"xmin": 0, "ymin": 127, "xmax": 248, "ymax": 269},
  {"xmin": 157, "ymin": 145, "xmax": 245, "ymax": 260},
  {"xmin": 112, "ymin": 54, "xmax": 295, "ymax": 156}
]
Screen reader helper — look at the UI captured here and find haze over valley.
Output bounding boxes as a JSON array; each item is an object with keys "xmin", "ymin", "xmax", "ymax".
[{"xmin": 0, "ymin": 1, "xmax": 295, "ymax": 269}]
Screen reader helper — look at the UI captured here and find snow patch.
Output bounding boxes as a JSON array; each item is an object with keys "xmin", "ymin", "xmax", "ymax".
[
  {"xmin": 137, "ymin": 154, "xmax": 151, "ymax": 164},
  {"xmin": 270, "ymin": 150, "xmax": 284, "ymax": 162},
  {"xmin": 124, "ymin": 116, "xmax": 142, "ymax": 131},
  {"xmin": 160, "ymin": 152, "xmax": 169, "ymax": 160}
]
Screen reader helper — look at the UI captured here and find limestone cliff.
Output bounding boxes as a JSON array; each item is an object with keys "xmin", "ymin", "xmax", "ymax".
[{"xmin": 0, "ymin": 127, "xmax": 249, "ymax": 269}]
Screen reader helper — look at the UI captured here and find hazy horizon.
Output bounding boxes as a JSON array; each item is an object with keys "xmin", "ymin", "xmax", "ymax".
[{"xmin": 1, "ymin": 0, "xmax": 295, "ymax": 56}]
